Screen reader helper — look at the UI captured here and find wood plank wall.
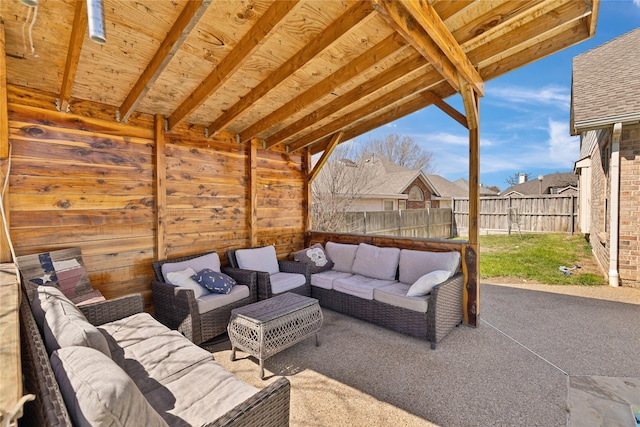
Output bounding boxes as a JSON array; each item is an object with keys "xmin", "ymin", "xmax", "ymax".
[{"xmin": 5, "ymin": 86, "xmax": 307, "ymax": 308}]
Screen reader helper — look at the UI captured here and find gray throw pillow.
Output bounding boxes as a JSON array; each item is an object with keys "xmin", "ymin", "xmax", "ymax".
[{"xmin": 294, "ymin": 243, "xmax": 334, "ymax": 274}]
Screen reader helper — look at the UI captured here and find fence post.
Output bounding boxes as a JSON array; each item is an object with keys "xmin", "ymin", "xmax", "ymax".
[
  {"xmin": 570, "ymin": 194, "xmax": 575, "ymax": 235},
  {"xmin": 427, "ymin": 207, "xmax": 431, "ymax": 238},
  {"xmin": 507, "ymin": 196, "xmax": 512, "ymax": 235},
  {"xmin": 398, "ymin": 209, "xmax": 402, "ymax": 237},
  {"xmin": 450, "ymin": 198, "xmax": 454, "ymax": 237},
  {"xmin": 363, "ymin": 211, "xmax": 367, "ymax": 234}
]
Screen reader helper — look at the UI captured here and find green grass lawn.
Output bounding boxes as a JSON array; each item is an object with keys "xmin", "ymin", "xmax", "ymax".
[{"xmin": 474, "ymin": 233, "xmax": 606, "ymax": 286}]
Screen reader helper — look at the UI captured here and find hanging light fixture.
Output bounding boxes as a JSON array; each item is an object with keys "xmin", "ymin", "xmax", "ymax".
[
  {"xmin": 87, "ymin": 0, "xmax": 106, "ymax": 44},
  {"xmin": 19, "ymin": 0, "xmax": 38, "ymax": 6}
]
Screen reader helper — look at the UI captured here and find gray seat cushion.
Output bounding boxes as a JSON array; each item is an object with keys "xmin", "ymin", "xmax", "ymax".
[
  {"xmin": 195, "ymin": 284, "xmax": 250, "ymax": 314},
  {"xmin": 374, "ymin": 283, "xmax": 430, "ymax": 313},
  {"xmin": 144, "ymin": 358, "xmax": 259, "ymax": 427},
  {"xmin": 98, "ymin": 312, "xmax": 172, "ymax": 351},
  {"xmin": 270, "ymin": 272, "xmax": 307, "ymax": 294},
  {"xmin": 333, "ymin": 274, "xmax": 396, "ymax": 300},
  {"xmin": 310, "ymin": 270, "xmax": 353, "ymax": 290},
  {"xmin": 51, "ymin": 346, "xmax": 169, "ymax": 427}
]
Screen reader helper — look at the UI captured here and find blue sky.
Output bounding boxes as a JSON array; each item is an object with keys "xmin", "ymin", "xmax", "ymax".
[{"xmin": 351, "ymin": 0, "xmax": 640, "ymax": 191}]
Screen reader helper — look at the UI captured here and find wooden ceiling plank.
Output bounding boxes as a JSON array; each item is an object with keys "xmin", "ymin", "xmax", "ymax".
[
  {"xmin": 309, "ymin": 132, "xmax": 343, "ymax": 182},
  {"xmin": 240, "ymin": 32, "xmax": 405, "ymax": 144},
  {"xmin": 119, "ymin": 0, "xmax": 211, "ymax": 123},
  {"xmin": 206, "ymin": 1, "xmax": 375, "ymax": 136},
  {"xmin": 468, "ymin": 0, "xmax": 592, "ymax": 66},
  {"xmin": 59, "ymin": 0, "xmax": 88, "ymax": 113},
  {"xmin": 288, "ymin": 70, "xmax": 441, "ymax": 152},
  {"xmin": 422, "ymin": 90, "xmax": 467, "ymax": 129},
  {"xmin": 372, "ymin": 0, "xmax": 460, "ymax": 92},
  {"xmin": 167, "ymin": 0, "xmax": 299, "ymax": 130},
  {"xmin": 265, "ymin": 53, "xmax": 428, "ymax": 147},
  {"xmin": 398, "ymin": 0, "xmax": 484, "ymax": 96}
]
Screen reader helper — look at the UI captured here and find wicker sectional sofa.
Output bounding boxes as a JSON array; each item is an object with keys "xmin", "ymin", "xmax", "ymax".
[
  {"xmin": 19, "ymin": 282, "xmax": 290, "ymax": 427},
  {"xmin": 302, "ymin": 241, "xmax": 464, "ymax": 349}
]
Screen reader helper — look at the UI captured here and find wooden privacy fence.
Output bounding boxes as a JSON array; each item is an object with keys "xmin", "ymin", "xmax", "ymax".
[
  {"xmin": 327, "ymin": 208, "xmax": 453, "ymax": 239},
  {"xmin": 452, "ymin": 195, "xmax": 577, "ymax": 236}
]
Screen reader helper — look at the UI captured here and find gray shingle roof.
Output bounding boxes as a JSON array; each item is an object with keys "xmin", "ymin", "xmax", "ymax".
[
  {"xmin": 425, "ymin": 175, "xmax": 468, "ymax": 198},
  {"xmin": 501, "ymin": 172, "xmax": 577, "ymax": 196},
  {"xmin": 571, "ymin": 28, "xmax": 640, "ymax": 134}
]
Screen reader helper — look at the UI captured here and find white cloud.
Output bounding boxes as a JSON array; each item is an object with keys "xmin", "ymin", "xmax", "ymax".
[
  {"xmin": 546, "ymin": 119, "xmax": 579, "ymax": 167},
  {"xmin": 635, "ymin": 0, "xmax": 640, "ymax": 7},
  {"xmin": 488, "ymin": 84, "xmax": 571, "ymax": 110}
]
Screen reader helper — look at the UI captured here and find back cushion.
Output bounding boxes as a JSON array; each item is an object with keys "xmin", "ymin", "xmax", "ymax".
[
  {"xmin": 398, "ymin": 249, "xmax": 461, "ymax": 284},
  {"xmin": 51, "ymin": 346, "xmax": 169, "ymax": 427},
  {"xmin": 43, "ymin": 301, "xmax": 111, "ymax": 358},
  {"xmin": 351, "ymin": 243, "xmax": 401, "ymax": 281},
  {"xmin": 236, "ymin": 246, "xmax": 280, "ymax": 275},
  {"xmin": 161, "ymin": 252, "xmax": 221, "ymax": 282},
  {"xmin": 30, "ymin": 285, "xmax": 75, "ymax": 331},
  {"xmin": 325, "ymin": 242, "xmax": 359, "ymax": 273}
]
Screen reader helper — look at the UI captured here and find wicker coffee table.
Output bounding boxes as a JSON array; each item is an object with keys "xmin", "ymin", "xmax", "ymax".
[{"xmin": 228, "ymin": 292, "xmax": 323, "ymax": 379}]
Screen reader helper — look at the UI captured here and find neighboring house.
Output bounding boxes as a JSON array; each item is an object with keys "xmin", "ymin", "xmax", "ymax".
[
  {"xmin": 313, "ymin": 157, "xmax": 465, "ymax": 211},
  {"xmin": 500, "ymin": 172, "xmax": 578, "ymax": 197},
  {"xmin": 454, "ymin": 178, "xmax": 500, "ymax": 196},
  {"xmin": 571, "ymin": 28, "xmax": 640, "ymax": 287}
]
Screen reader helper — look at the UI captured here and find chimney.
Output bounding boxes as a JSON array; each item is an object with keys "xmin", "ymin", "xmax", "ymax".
[{"xmin": 518, "ymin": 173, "xmax": 527, "ymax": 184}]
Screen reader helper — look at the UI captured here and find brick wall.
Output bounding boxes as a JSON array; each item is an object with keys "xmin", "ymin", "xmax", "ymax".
[
  {"xmin": 587, "ymin": 129, "xmax": 609, "ymax": 279},
  {"xmin": 403, "ymin": 178, "xmax": 432, "ymax": 209}
]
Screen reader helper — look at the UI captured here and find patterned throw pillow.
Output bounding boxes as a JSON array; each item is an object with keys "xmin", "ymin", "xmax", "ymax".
[
  {"xmin": 294, "ymin": 243, "xmax": 334, "ymax": 274},
  {"xmin": 191, "ymin": 269, "xmax": 236, "ymax": 294}
]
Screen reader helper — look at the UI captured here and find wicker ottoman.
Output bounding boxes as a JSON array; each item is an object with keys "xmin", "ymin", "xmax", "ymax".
[{"xmin": 228, "ymin": 292, "xmax": 323, "ymax": 379}]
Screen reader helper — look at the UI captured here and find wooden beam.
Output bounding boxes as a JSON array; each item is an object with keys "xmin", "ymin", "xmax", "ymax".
[
  {"xmin": 309, "ymin": 132, "xmax": 343, "ymax": 183},
  {"xmin": 119, "ymin": 0, "xmax": 211, "ymax": 123},
  {"xmin": 310, "ymin": 87, "xmax": 447, "ymax": 155},
  {"xmin": 240, "ymin": 32, "xmax": 405, "ymax": 144},
  {"xmin": 265, "ymin": 53, "xmax": 428, "ymax": 147},
  {"xmin": 248, "ymin": 138, "xmax": 259, "ymax": 247},
  {"xmin": 422, "ymin": 90, "xmax": 467, "ymax": 129},
  {"xmin": 303, "ymin": 148, "xmax": 312, "ymax": 233},
  {"xmin": 154, "ymin": 115, "xmax": 167, "ymax": 261},
  {"xmin": 206, "ymin": 1, "xmax": 374, "ymax": 136},
  {"xmin": 288, "ymin": 69, "xmax": 442, "ymax": 152},
  {"xmin": 465, "ymin": 91, "xmax": 480, "ymax": 327},
  {"xmin": 59, "ymin": 0, "xmax": 87, "ymax": 113},
  {"xmin": 398, "ymin": 0, "xmax": 484, "ymax": 96},
  {"xmin": 372, "ymin": 0, "xmax": 460, "ymax": 92},
  {"xmin": 167, "ymin": 0, "xmax": 298, "ymax": 130},
  {"xmin": 0, "ymin": 20, "xmax": 8, "ymax": 159},
  {"xmin": 459, "ymin": 78, "xmax": 478, "ymax": 130}
]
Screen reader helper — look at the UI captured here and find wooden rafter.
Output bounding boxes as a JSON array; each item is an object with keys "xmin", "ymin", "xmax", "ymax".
[
  {"xmin": 265, "ymin": 53, "xmax": 427, "ymax": 147},
  {"xmin": 206, "ymin": 1, "xmax": 375, "ymax": 136},
  {"xmin": 372, "ymin": 0, "xmax": 461, "ymax": 93},
  {"xmin": 167, "ymin": 0, "xmax": 299, "ymax": 130},
  {"xmin": 119, "ymin": 0, "xmax": 211, "ymax": 123},
  {"xmin": 459, "ymin": 78, "xmax": 478, "ymax": 130},
  {"xmin": 59, "ymin": 0, "xmax": 87, "ymax": 113},
  {"xmin": 241, "ymin": 32, "xmax": 405, "ymax": 145},
  {"xmin": 397, "ymin": 0, "xmax": 484, "ymax": 96},
  {"xmin": 310, "ymin": 87, "xmax": 449, "ymax": 155},
  {"xmin": 288, "ymin": 67, "xmax": 443, "ymax": 152},
  {"xmin": 309, "ymin": 132, "xmax": 343, "ymax": 183}
]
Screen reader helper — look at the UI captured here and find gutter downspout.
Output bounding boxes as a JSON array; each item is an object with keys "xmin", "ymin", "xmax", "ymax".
[{"xmin": 609, "ymin": 122, "xmax": 622, "ymax": 287}]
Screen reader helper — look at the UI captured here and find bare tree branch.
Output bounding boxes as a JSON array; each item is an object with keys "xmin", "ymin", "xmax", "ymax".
[{"xmin": 361, "ymin": 133, "xmax": 435, "ymax": 173}]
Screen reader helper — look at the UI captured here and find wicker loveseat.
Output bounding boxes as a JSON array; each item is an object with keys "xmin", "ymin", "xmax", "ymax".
[
  {"xmin": 298, "ymin": 240, "xmax": 464, "ymax": 349},
  {"xmin": 19, "ymin": 282, "xmax": 290, "ymax": 427}
]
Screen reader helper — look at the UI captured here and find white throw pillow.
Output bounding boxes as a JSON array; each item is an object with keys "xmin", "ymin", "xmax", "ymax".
[
  {"xmin": 236, "ymin": 246, "xmax": 280, "ymax": 275},
  {"xmin": 166, "ymin": 268, "xmax": 209, "ymax": 299},
  {"xmin": 406, "ymin": 270, "xmax": 451, "ymax": 297}
]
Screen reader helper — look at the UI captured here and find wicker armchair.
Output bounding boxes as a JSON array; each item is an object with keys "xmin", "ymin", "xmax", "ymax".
[
  {"xmin": 151, "ymin": 252, "xmax": 258, "ymax": 345},
  {"xmin": 226, "ymin": 247, "xmax": 311, "ymax": 301}
]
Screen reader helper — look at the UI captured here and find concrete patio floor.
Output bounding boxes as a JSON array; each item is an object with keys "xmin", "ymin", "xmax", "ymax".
[{"xmin": 209, "ymin": 282, "xmax": 640, "ymax": 426}]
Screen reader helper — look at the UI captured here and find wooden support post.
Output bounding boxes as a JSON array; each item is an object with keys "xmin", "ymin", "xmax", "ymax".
[
  {"xmin": 154, "ymin": 115, "xmax": 167, "ymax": 260},
  {"xmin": 465, "ymin": 91, "xmax": 480, "ymax": 327},
  {"xmin": 303, "ymin": 148, "xmax": 312, "ymax": 234},
  {"xmin": 248, "ymin": 138, "xmax": 258, "ymax": 247},
  {"xmin": 0, "ymin": 21, "xmax": 11, "ymax": 262}
]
